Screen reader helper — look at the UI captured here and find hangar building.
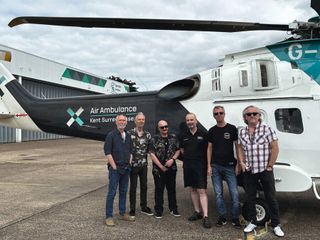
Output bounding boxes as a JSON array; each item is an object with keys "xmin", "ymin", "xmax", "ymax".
[{"xmin": 0, "ymin": 44, "xmax": 130, "ymax": 143}]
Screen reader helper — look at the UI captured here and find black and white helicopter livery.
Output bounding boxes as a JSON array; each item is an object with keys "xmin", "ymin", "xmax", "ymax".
[{"xmin": 1, "ymin": 0, "xmax": 320, "ymax": 223}]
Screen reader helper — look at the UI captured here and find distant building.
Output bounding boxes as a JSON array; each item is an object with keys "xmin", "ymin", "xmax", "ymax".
[{"xmin": 0, "ymin": 44, "xmax": 130, "ymax": 143}]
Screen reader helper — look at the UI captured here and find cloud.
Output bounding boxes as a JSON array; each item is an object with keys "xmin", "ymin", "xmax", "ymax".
[{"xmin": 0, "ymin": 0, "xmax": 314, "ymax": 90}]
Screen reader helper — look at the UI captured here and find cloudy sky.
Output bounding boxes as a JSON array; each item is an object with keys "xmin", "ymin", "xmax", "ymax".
[{"xmin": 0, "ymin": 0, "xmax": 316, "ymax": 90}]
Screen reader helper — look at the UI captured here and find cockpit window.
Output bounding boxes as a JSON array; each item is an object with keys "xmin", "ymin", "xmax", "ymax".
[{"xmin": 275, "ymin": 108, "xmax": 303, "ymax": 134}]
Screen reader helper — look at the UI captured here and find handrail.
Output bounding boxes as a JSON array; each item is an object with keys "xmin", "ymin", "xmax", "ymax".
[{"xmin": 312, "ymin": 181, "xmax": 320, "ymax": 200}]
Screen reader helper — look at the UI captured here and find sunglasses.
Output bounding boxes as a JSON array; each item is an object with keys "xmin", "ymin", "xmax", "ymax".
[
  {"xmin": 159, "ymin": 125, "xmax": 168, "ymax": 129},
  {"xmin": 213, "ymin": 112, "xmax": 224, "ymax": 116},
  {"xmin": 245, "ymin": 112, "xmax": 259, "ymax": 117}
]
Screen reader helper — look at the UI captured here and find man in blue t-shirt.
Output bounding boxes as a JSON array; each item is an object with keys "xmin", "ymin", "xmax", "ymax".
[{"xmin": 207, "ymin": 106, "xmax": 241, "ymax": 228}]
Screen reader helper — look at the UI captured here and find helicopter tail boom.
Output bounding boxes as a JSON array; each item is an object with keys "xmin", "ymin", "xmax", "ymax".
[{"xmin": 0, "ymin": 63, "xmax": 41, "ymax": 131}]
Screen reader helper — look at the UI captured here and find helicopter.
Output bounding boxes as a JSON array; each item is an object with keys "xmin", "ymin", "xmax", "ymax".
[{"xmin": 0, "ymin": 0, "xmax": 320, "ymax": 225}]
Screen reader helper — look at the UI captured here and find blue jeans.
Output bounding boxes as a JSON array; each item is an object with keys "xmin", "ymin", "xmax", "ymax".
[
  {"xmin": 212, "ymin": 164, "xmax": 240, "ymax": 219},
  {"xmin": 106, "ymin": 168, "xmax": 129, "ymax": 218}
]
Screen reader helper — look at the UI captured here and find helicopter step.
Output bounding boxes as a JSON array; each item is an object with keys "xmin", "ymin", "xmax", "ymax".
[{"xmin": 242, "ymin": 221, "xmax": 269, "ymax": 240}]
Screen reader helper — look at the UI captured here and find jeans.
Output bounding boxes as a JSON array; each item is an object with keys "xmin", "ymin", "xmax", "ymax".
[
  {"xmin": 212, "ymin": 164, "xmax": 240, "ymax": 219},
  {"xmin": 153, "ymin": 169, "xmax": 177, "ymax": 214},
  {"xmin": 130, "ymin": 165, "xmax": 148, "ymax": 211},
  {"xmin": 106, "ymin": 168, "xmax": 129, "ymax": 218},
  {"xmin": 243, "ymin": 170, "xmax": 280, "ymax": 227}
]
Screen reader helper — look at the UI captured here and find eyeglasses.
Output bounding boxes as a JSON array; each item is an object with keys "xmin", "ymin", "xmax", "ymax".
[
  {"xmin": 245, "ymin": 112, "xmax": 259, "ymax": 117},
  {"xmin": 159, "ymin": 125, "xmax": 168, "ymax": 129},
  {"xmin": 213, "ymin": 112, "xmax": 224, "ymax": 116}
]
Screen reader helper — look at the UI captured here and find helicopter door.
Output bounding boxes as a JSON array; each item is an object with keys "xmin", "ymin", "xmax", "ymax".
[{"xmin": 252, "ymin": 60, "xmax": 278, "ymax": 91}]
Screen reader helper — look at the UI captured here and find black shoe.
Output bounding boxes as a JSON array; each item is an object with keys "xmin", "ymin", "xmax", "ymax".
[
  {"xmin": 215, "ymin": 216, "xmax": 227, "ymax": 227},
  {"xmin": 155, "ymin": 212, "xmax": 163, "ymax": 219},
  {"xmin": 203, "ymin": 217, "xmax": 212, "ymax": 229},
  {"xmin": 141, "ymin": 207, "xmax": 153, "ymax": 216},
  {"xmin": 129, "ymin": 209, "xmax": 135, "ymax": 217},
  {"xmin": 170, "ymin": 209, "xmax": 181, "ymax": 217},
  {"xmin": 188, "ymin": 211, "xmax": 203, "ymax": 221},
  {"xmin": 232, "ymin": 218, "xmax": 241, "ymax": 229}
]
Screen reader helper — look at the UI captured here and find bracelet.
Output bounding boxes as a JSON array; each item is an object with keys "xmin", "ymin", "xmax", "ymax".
[{"xmin": 267, "ymin": 165, "xmax": 273, "ymax": 169}]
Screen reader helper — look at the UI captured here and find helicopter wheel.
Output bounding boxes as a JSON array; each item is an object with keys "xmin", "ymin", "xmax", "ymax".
[{"xmin": 242, "ymin": 198, "xmax": 270, "ymax": 225}]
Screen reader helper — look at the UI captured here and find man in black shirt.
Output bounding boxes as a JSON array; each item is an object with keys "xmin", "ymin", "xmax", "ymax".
[
  {"xmin": 150, "ymin": 120, "xmax": 180, "ymax": 219},
  {"xmin": 207, "ymin": 106, "xmax": 241, "ymax": 228},
  {"xmin": 180, "ymin": 113, "xmax": 211, "ymax": 228}
]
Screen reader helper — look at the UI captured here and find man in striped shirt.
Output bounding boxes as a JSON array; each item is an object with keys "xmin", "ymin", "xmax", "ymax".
[{"xmin": 237, "ymin": 105, "xmax": 284, "ymax": 238}]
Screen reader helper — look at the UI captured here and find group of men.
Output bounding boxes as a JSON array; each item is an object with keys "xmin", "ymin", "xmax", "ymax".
[{"xmin": 103, "ymin": 105, "xmax": 285, "ymax": 238}]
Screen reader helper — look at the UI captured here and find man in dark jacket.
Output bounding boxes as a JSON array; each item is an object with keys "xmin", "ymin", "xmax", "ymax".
[{"xmin": 104, "ymin": 114, "xmax": 134, "ymax": 226}]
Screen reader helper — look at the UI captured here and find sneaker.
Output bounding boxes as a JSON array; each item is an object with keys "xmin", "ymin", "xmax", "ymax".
[
  {"xmin": 119, "ymin": 213, "xmax": 135, "ymax": 221},
  {"xmin": 188, "ymin": 211, "xmax": 203, "ymax": 221},
  {"xmin": 273, "ymin": 225, "xmax": 284, "ymax": 237},
  {"xmin": 129, "ymin": 209, "xmax": 135, "ymax": 217},
  {"xmin": 215, "ymin": 216, "xmax": 227, "ymax": 227},
  {"xmin": 202, "ymin": 217, "xmax": 212, "ymax": 229},
  {"xmin": 244, "ymin": 222, "xmax": 257, "ymax": 233},
  {"xmin": 155, "ymin": 212, "xmax": 163, "ymax": 219},
  {"xmin": 105, "ymin": 217, "xmax": 115, "ymax": 227},
  {"xmin": 170, "ymin": 209, "xmax": 181, "ymax": 217},
  {"xmin": 141, "ymin": 207, "xmax": 153, "ymax": 216},
  {"xmin": 232, "ymin": 218, "xmax": 241, "ymax": 229}
]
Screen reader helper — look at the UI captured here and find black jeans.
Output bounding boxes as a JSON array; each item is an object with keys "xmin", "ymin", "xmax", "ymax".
[
  {"xmin": 153, "ymin": 169, "xmax": 177, "ymax": 214},
  {"xmin": 243, "ymin": 170, "xmax": 280, "ymax": 227},
  {"xmin": 129, "ymin": 165, "xmax": 148, "ymax": 211}
]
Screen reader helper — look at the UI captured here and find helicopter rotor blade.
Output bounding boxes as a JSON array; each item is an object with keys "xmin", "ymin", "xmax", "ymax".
[
  {"xmin": 311, "ymin": 0, "xmax": 320, "ymax": 16},
  {"xmin": 9, "ymin": 16, "xmax": 289, "ymax": 32}
]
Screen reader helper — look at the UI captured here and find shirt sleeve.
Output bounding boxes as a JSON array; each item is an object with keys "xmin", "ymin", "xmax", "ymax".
[
  {"xmin": 178, "ymin": 133, "xmax": 184, "ymax": 148},
  {"xmin": 129, "ymin": 136, "xmax": 133, "ymax": 154},
  {"xmin": 206, "ymin": 128, "xmax": 213, "ymax": 143},
  {"xmin": 267, "ymin": 126, "xmax": 278, "ymax": 142},
  {"xmin": 233, "ymin": 125, "xmax": 238, "ymax": 141},
  {"xmin": 149, "ymin": 136, "xmax": 156, "ymax": 153},
  {"xmin": 175, "ymin": 136, "xmax": 180, "ymax": 150},
  {"xmin": 104, "ymin": 133, "xmax": 113, "ymax": 155},
  {"xmin": 146, "ymin": 132, "xmax": 152, "ymax": 153},
  {"xmin": 237, "ymin": 128, "xmax": 243, "ymax": 145}
]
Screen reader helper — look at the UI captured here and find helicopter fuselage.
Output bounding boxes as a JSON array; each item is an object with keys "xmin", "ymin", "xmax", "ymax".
[
  {"xmin": 0, "ymin": 38, "xmax": 320, "ymax": 198},
  {"xmin": 181, "ymin": 38, "xmax": 320, "ymax": 197}
]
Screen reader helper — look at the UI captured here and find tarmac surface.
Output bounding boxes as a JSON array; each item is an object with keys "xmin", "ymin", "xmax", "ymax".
[{"xmin": 0, "ymin": 138, "xmax": 319, "ymax": 240}]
